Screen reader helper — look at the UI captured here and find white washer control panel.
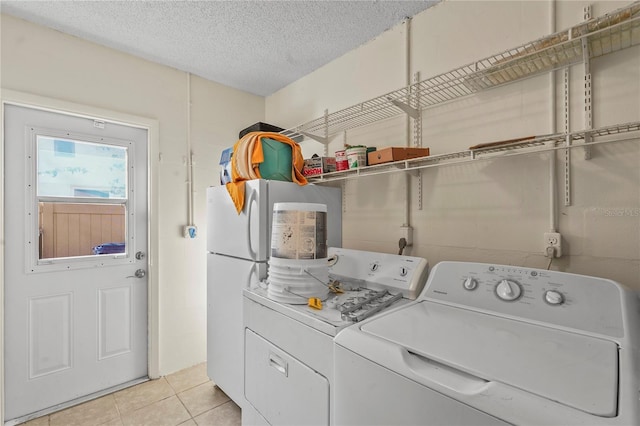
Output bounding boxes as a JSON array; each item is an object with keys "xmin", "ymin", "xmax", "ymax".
[
  {"xmin": 328, "ymin": 247, "xmax": 429, "ymax": 300},
  {"xmin": 423, "ymin": 262, "xmax": 624, "ymax": 337}
]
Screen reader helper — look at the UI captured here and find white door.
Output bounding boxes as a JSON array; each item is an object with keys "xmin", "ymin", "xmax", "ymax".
[{"xmin": 3, "ymin": 104, "xmax": 148, "ymax": 421}]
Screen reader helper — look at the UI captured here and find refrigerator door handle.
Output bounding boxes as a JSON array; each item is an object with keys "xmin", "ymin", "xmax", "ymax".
[{"xmin": 246, "ymin": 188, "xmax": 258, "ymax": 261}]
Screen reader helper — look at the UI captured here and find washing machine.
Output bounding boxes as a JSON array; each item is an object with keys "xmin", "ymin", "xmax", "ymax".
[
  {"xmin": 334, "ymin": 261, "xmax": 640, "ymax": 425},
  {"xmin": 242, "ymin": 247, "xmax": 429, "ymax": 426}
]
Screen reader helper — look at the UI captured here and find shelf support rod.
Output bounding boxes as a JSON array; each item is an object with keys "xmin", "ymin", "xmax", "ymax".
[
  {"xmin": 583, "ymin": 5, "xmax": 593, "ymax": 160},
  {"xmin": 564, "ymin": 67, "xmax": 572, "ymax": 207},
  {"xmin": 412, "ymin": 72, "xmax": 422, "ymax": 148},
  {"xmin": 412, "ymin": 71, "xmax": 423, "ymax": 210},
  {"xmin": 323, "ymin": 109, "xmax": 329, "ymax": 156},
  {"xmin": 342, "ymin": 130, "xmax": 347, "ymax": 213}
]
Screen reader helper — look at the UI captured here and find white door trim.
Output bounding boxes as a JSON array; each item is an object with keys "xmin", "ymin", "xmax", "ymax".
[{"xmin": 0, "ymin": 89, "xmax": 160, "ymax": 424}]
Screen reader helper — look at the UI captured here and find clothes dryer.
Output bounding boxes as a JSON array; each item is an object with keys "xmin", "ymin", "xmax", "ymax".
[{"xmin": 242, "ymin": 247, "xmax": 429, "ymax": 425}]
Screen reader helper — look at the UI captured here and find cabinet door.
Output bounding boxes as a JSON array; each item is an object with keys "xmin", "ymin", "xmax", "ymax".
[{"xmin": 245, "ymin": 329, "xmax": 329, "ymax": 426}]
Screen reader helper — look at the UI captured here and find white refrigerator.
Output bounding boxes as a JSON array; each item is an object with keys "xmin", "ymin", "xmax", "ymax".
[{"xmin": 206, "ymin": 179, "xmax": 342, "ymax": 407}]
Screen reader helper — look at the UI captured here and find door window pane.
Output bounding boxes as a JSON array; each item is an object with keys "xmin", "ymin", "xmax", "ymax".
[
  {"xmin": 35, "ymin": 135, "xmax": 129, "ymax": 261},
  {"xmin": 39, "ymin": 203, "xmax": 126, "ymax": 260},
  {"xmin": 37, "ymin": 136, "xmax": 127, "ymax": 199}
]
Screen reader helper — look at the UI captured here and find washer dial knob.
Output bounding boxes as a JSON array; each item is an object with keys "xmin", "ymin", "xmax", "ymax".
[
  {"xmin": 544, "ymin": 290, "xmax": 564, "ymax": 305},
  {"xmin": 463, "ymin": 277, "xmax": 478, "ymax": 291},
  {"xmin": 495, "ymin": 279, "xmax": 522, "ymax": 301}
]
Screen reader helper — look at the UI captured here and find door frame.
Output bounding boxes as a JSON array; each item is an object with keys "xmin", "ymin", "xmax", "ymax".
[{"xmin": 0, "ymin": 89, "xmax": 160, "ymax": 423}]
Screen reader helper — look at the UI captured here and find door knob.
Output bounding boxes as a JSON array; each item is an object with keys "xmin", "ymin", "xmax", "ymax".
[{"xmin": 127, "ymin": 269, "xmax": 146, "ymax": 279}]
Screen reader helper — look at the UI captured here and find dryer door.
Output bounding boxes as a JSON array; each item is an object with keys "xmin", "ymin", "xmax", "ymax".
[{"xmin": 245, "ymin": 329, "xmax": 329, "ymax": 425}]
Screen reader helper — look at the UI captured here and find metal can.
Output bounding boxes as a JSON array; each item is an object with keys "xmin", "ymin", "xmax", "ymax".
[{"xmin": 335, "ymin": 150, "xmax": 348, "ymax": 171}]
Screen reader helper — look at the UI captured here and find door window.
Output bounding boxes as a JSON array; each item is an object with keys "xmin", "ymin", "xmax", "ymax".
[{"xmin": 30, "ymin": 132, "xmax": 132, "ymax": 269}]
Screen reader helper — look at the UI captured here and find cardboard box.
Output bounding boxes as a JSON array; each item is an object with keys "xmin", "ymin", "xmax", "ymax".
[
  {"xmin": 303, "ymin": 156, "xmax": 336, "ymax": 176},
  {"xmin": 405, "ymin": 147, "xmax": 431, "ymax": 160},
  {"xmin": 367, "ymin": 147, "xmax": 405, "ymax": 165},
  {"xmin": 367, "ymin": 147, "xmax": 430, "ymax": 165}
]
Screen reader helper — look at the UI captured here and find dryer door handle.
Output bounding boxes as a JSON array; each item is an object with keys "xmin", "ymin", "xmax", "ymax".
[
  {"xmin": 403, "ymin": 349, "xmax": 490, "ymax": 395},
  {"xmin": 269, "ymin": 352, "xmax": 288, "ymax": 377}
]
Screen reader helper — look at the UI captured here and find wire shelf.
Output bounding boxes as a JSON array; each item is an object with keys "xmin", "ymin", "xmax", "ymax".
[
  {"xmin": 307, "ymin": 121, "xmax": 640, "ymax": 183},
  {"xmin": 286, "ymin": 2, "xmax": 640, "ymax": 142},
  {"xmin": 573, "ymin": 121, "xmax": 640, "ymax": 141}
]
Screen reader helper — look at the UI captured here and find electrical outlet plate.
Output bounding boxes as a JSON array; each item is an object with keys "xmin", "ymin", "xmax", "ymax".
[
  {"xmin": 544, "ymin": 232, "xmax": 562, "ymax": 257},
  {"xmin": 401, "ymin": 226, "xmax": 413, "ymax": 246},
  {"xmin": 184, "ymin": 225, "xmax": 198, "ymax": 239}
]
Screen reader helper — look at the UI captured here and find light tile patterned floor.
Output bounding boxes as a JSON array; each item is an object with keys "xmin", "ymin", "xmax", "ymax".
[{"xmin": 22, "ymin": 363, "xmax": 241, "ymax": 426}]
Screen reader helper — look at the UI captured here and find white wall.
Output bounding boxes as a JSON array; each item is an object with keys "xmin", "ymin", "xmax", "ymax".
[
  {"xmin": 267, "ymin": 0, "xmax": 640, "ymax": 290},
  {"xmin": 1, "ymin": 14, "xmax": 265, "ymax": 374}
]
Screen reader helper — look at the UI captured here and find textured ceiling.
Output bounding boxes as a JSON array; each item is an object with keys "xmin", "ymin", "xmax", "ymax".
[{"xmin": 1, "ymin": 0, "xmax": 440, "ymax": 96}]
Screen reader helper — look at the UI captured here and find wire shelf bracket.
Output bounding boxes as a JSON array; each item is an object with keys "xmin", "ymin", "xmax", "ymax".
[{"xmin": 389, "ymin": 97, "xmax": 420, "ymax": 119}]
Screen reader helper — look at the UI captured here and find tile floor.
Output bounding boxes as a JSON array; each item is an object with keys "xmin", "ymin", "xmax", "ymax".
[{"xmin": 22, "ymin": 363, "xmax": 241, "ymax": 426}]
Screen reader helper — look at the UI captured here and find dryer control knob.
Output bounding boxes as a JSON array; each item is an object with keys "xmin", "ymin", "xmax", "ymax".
[
  {"xmin": 495, "ymin": 279, "xmax": 522, "ymax": 301},
  {"xmin": 463, "ymin": 277, "xmax": 478, "ymax": 291},
  {"xmin": 544, "ymin": 290, "xmax": 564, "ymax": 305}
]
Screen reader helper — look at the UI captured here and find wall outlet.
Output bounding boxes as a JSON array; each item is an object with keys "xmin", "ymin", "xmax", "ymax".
[
  {"xmin": 544, "ymin": 232, "xmax": 562, "ymax": 257},
  {"xmin": 184, "ymin": 225, "xmax": 198, "ymax": 239},
  {"xmin": 401, "ymin": 226, "xmax": 413, "ymax": 246}
]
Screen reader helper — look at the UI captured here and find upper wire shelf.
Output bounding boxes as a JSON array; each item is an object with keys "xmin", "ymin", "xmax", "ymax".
[{"xmin": 284, "ymin": 2, "xmax": 640, "ymax": 143}]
